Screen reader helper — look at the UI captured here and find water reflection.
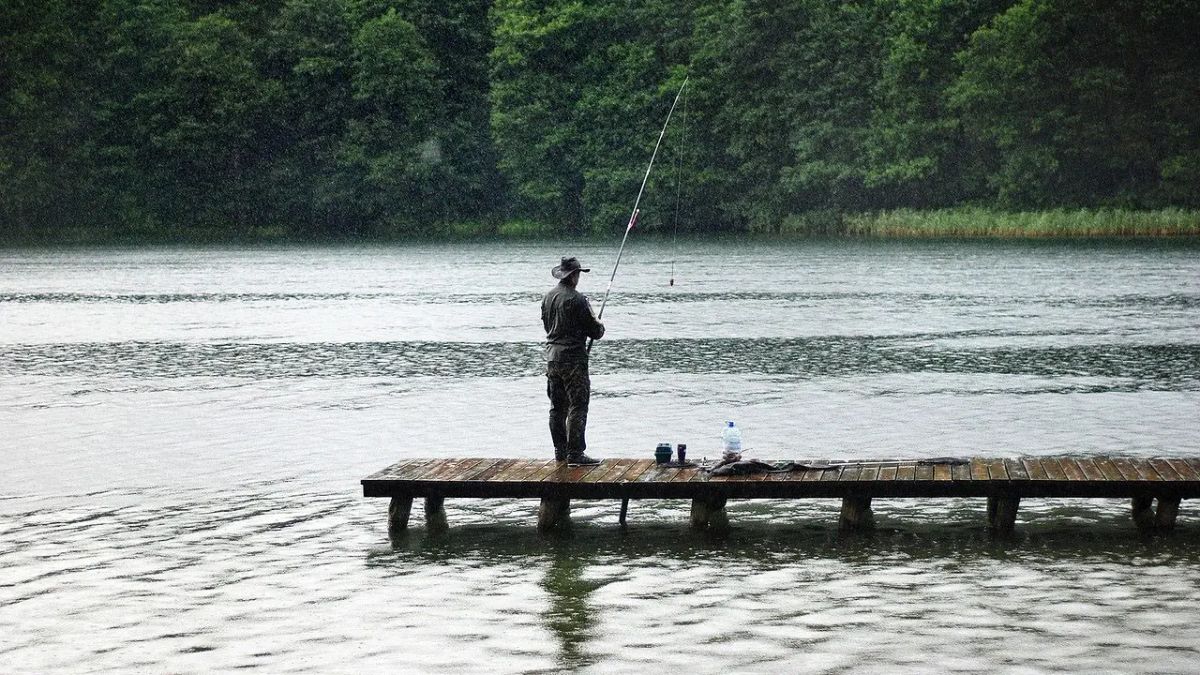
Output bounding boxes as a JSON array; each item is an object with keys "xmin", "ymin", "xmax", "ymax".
[{"xmin": 540, "ymin": 543, "xmax": 600, "ymax": 670}]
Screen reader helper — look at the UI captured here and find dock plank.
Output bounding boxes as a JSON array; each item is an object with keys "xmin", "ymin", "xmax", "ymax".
[
  {"xmin": 1166, "ymin": 458, "xmax": 1200, "ymax": 481},
  {"xmin": 1077, "ymin": 458, "xmax": 1105, "ymax": 481},
  {"xmin": 1005, "ymin": 459, "xmax": 1030, "ymax": 480},
  {"xmin": 371, "ymin": 458, "xmax": 421, "ymax": 480},
  {"xmin": 427, "ymin": 458, "xmax": 478, "ymax": 482},
  {"xmin": 473, "ymin": 459, "xmax": 518, "ymax": 481},
  {"xmin": 637, "ymin": 464, "xmax": 673, "ymax": 483},
  {"xmin": 1041, "ymin": 458, "xmax": 1067, "ymax": 481},
  {"xmin": 1150, "ymin": 458, "xmax": 1183, "ymax": 481},
  {"xmin": 619, "ymin": 460, "xmax": 655, "ymax": 482},
  {"xmin": 569, "ymin": 463, "xmax": 608, "ymax": 482},
  {"xmin": 970, "ymin": 459, "xmax": 989, "ymax": 481},
  {"xmin": 1023, "ymin": 458, "xmax": 1049, "ymax": 480},
  {"xmin": 581, "ymin": 460, "xmax": 619, "ymax": 483},
  {"xmin": 511, "ymin": 459, "xmax": 557, "ymax": 482},
  {"xmin": 596, "ymin": 459, "xmax": 637, "ymax": 483},
  {"xmin": 821, "ymin": 467, "xmax": 845, "ymax": 482},
  {"xmin": 441, "ymin": 458, "xmax": 488, "ymax": 481},
  {"xmin": 492, "ymin": 459, "xmax": 536, "ymax": 481},
  {"xmin": 951, "ymin": 462, "xmax": 971, "ymax": 481},
  {"xmin": 1130, "ymin": 458, "xmax": 1162, "ymax": 482},
  {"xmin": 457, "ymin": 458, "xmax": 501, "ymax": 481},
  {"xmin": 1094, "ymin": 458, "xmax": 1124, "ymax": 482},
  {"xmin": 527, "ymin": 460, "xmax": 563, "ymax": 482},
  {"xmin": 800, "ymin": 467, "xmax": 825, "ymax": 482},
  {"xmin": 987, "ymin": 459, "xmax": 1008, "ymax": 481},
  {"xmin": 409, "ymin": 459, "xmax": 449, "ymax": 481},
  {"xmin": 1059, "ymin": 458, "xmax": 1087, "ymax": 481},
  {"xmin": 1185, "ymin": 458, "xmax": 1200, "ymax": 479},
  {"xmin": 1109, "ymin": 458, "xmax": 1141, "ymax": 481}
]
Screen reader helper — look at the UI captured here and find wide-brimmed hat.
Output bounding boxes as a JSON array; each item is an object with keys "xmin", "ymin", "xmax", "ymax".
[{"xmin": 551, "ymin": 256, "xmax": 590, "ymax": 279}]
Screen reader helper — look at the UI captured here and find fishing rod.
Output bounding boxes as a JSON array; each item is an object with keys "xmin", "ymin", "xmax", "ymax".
[
  {"xmin": 588, "ymin": 75, "xmax": 689, "ymax": 353},
  {"xmin": 792, "ymin": 457, "xmax": 969, "ymax": 469}
]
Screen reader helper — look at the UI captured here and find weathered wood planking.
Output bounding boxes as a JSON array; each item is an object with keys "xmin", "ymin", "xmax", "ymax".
[{"xmin": 363, "ymin": 457, "xmax": 1200, "ymax": 500}]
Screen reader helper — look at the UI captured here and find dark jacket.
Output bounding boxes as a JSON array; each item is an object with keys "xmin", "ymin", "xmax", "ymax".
[{"xmin": 542, "ymin": 282, "xmax": 605, "ymax": 361}]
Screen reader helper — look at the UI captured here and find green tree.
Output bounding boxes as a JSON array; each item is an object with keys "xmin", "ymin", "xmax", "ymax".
[
  {"xmin": 377, "ymin": 0, "xmax": 504, "ymax": 223},
  {"xmin": 339, "ymin": 8, "xmax": 442, "ymax": 233},
  {"xmin": 262, "ymin": 0, "xmax": 357, "ymax": 234},
  {"xmin": 950, "ymin": 0, "xmax": 1200, "ymax": 207},
  {"xmin": 0, "ymin": 0, "xmax": 104, "ymax": 234},
  {"xmin": 490, "ymin": 0, "xmax": 594, "ymax": 231},
  {"xmin": 864, "ymin": 0, "xmax": 1005, "ymax": 208}
]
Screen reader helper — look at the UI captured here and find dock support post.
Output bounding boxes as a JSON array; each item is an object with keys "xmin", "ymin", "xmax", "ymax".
[
  {"xmin": 690, "ymin": 495, "xmax": 728, "ymax": 532},
  {"xmin": 388, "ymin": 496, "xmax": 413, "ymax": 535},
  {"xmin": 619, "ymin": 498, "xmax": 629, "ymax": 526},
  {"xmin": 424, "ymin": 496, "xmax": 448, "ymax": 532},
  {"xmin": 1155, "ymin": 497, "xmax": 1181, "ymax": 532},
  {"xmin": 1131, "ymin": 496, "xmax": 1156, "ymax": 531},
  {"xmin": 987, "ymin": 496, "xmax": 1020, "ymax": 535},
  {"xmin": 839, "ymin": 497, "xmax": 875, "ymax": 531},
  {"xmin": 538, "ymin": 498, "xmax": 571, "ymax": 533},
  {"xmin": 1133, "ymin": 496, "xmax": 1181, "ymax": 532}
]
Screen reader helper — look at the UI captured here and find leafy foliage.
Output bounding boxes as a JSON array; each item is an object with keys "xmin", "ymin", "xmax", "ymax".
[{"xmin": 1, "ymin": 0, "xmax": 1197, "ymax": 240}]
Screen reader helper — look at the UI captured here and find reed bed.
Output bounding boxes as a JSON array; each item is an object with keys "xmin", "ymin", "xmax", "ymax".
[{"xmin": 840, "ymin": 208, "xmax": 1200, "ymax": 238}]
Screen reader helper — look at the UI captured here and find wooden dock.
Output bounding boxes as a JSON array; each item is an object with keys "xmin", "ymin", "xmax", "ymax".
[{"xmin": 361, "ymin": 457, "xmax": 1200, "ymax": 534}]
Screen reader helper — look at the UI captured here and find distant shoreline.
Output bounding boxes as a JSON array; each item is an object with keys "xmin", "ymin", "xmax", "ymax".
[{"xmin": 3, "ymin": 208, "xmax": 1199, "ymax": 246}]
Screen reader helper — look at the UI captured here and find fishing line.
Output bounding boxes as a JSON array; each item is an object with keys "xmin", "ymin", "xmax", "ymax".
[
  {"xmin": 588, "ymin": 75, "xmax": 689, "ymax": 353},
  {"xmin": 669, "ymin": 87, "xmax": 687, "ymax": 287}
]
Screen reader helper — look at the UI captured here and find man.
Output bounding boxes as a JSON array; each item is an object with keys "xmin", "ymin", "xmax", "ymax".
[{"xmin": 542, "ymin": 256, "xmax": 605, "ymax": 465}]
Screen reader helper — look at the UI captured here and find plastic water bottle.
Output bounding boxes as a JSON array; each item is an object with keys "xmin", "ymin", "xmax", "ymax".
[{"xmin": 721, "ymin": 421, "xmax": 742, "ymax": 459}]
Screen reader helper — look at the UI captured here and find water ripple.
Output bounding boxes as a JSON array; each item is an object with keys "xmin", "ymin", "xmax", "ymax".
[
  {"xmin": 2, "ymin": 339, "xmax": 1196, "ymax": 390},
  {"xmin": 4, "ymin": 290, "xmax": 1199, "ymax": 308},
  {"xmin": 4, "ymin": 488, "xmax": 1200, "ymax": 673}
]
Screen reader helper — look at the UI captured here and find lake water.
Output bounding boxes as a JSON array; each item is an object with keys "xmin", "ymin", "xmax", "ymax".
[{"xmin": 2, "ymin": 238, "xmax": 1199, "ymax": 673}]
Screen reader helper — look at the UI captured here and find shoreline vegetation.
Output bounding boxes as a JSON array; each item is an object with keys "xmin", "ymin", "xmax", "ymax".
[
  {"xmin": 837, "ymin": 208, "xmax": 1200, "ymax": 239},
  {"xmin": 4, "ymin": 208, "xmax": 1199, "ymax": 247},
  {"xmin": 4, "ymin": 2, "xmax": 1198, "ymax": 244}
]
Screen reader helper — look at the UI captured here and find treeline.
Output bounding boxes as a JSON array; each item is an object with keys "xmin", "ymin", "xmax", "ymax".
[{"xmin": 2, "ymin": 0, "xmax": 1198, "ymax": 240}]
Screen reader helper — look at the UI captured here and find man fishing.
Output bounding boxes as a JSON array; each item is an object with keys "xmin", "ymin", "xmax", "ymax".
[{"xmin": 542, "ymin": 256, "xmax": 605, "ymax": 465}]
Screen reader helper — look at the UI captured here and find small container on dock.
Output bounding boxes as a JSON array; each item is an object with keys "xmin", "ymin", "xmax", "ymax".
[
  {"xmin": 677, "ymin": 444, "xmax": 687, "ymax": 463},
  {"xmin": 655, "ymin": 443, "xmax": 673, "ymax": 464}
]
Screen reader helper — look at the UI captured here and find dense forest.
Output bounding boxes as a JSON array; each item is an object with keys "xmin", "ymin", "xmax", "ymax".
[{"xmin": 2, "ymin": 0, "xmax": 1198, "ymax": 240}]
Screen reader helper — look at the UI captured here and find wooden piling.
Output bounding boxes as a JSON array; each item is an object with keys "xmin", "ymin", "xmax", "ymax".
[
  {"xmin": 425, "ymin": 496, "xmax": 448, "ymax": 532},
  {"xmin": 839, "ymin": 497, "xmax": 875, "ymax": 531},
  {"xmin": 538, "ymin": 497, "xmax": 571, "ymax": 532},
  {"xmin": 1155, "ymin": 497, "xmax": 1181, "ymax": 531},
  {"xmin": 388, "ymin": 496, "xmax": 413, "ymax": 535},
  {"xmin": 987, "ymin": 496, "xmax": 1019, "ymax": 534},
  {"xmin": 1131, "ymin": 496, "xmax": 1157, "ymax": 531},
  {"xmin": 690, "ymin": 495, "xmax": 728, "ymax": 532}
]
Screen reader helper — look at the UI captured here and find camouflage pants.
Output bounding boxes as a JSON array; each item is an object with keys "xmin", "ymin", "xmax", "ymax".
[{"xmin": 546, "ymin": 360, "xmax": 590, "ymax": 459}]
